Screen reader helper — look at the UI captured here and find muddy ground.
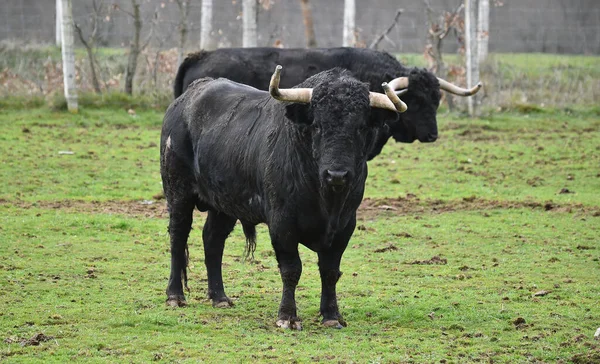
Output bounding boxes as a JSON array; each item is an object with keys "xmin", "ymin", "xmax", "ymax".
[{"xmin": 3, "ymin": 194, "xmax": 599, "ymax": 221}]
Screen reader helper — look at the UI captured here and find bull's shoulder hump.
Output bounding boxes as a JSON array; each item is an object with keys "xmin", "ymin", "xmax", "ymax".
[
  {"xmin": 206, "ymin": 78, "xmax": 269, "ymax": 99},
  {"xmin": 184, "ymin": 78, "xmax": 273, "ymax": 125}
]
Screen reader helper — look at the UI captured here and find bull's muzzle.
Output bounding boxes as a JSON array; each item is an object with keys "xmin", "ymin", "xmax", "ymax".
[
  {"xmin": 420, "ymin": 133, "xmax": 438, "ymax": 143},
  {"xmin": 325, "ymin": 170, "xmax": 349, "ymax": 188}
]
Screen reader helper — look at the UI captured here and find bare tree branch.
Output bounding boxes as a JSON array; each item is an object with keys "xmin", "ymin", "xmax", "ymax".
[
  {"xmin": 369, "ymin": 8, "xmax": 403, "ymax": 49},
  {"xmin": 74, "ymin": 23, "xmax": 101, "ymax": 93},
  {"xmin": 113, "ymin": 3, "xmax": 135, "ymax": 18},
  {"xmin": 423, "ymin": 0, "xmax": 464, "ymax": 111},
  {"xmin": 73, "ymin": 0, "xmax": 106, "ymax": 94}
]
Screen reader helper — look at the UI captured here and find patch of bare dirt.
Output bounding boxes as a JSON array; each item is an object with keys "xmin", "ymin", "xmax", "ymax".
[
  {"xmin": 6, "ymin": 199, "xmax": 169, "ymax": 219},
  {"xmin": 1, "ymin": 194, "xmax": 599, "ymax": 220},
  {"xmin": 408, "ymin": 256, "xmax": 447, "ymax": 265},
  {"xmin": 571, "ymin": 352, "xmax": 600, "ymax": 364},
  {"xmin": 4, "ymin": 333, "xmax": 55, "ymax": 347},
  {"xmin": 358, "ymin": 195, "xmax": 600, "ymax": 220},
  {"xmin": 512, "ymin": 317, "xmax": 527, "ymax": 329},
  {"xmin": 373, "ymin": 244, "xmax": 398, "ymax": 253}
]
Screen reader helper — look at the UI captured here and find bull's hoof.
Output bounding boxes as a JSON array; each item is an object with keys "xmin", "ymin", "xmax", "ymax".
[
  {"xmin": 212, "ymin": 297, "xmax": 234, "ymax": 308},
  {"xmin": 166, "ymin": 295, "xmax": 187, "ymax": 307},
  {"xmin": 276, "ymin": 319, "xmax": 302, "ymax": 331},
  {"xmin": 322, "ymin": 319, "xmax": 344, "ymax": 329}
]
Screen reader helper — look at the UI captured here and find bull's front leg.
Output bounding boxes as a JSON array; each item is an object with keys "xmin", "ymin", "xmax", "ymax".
[
  {"xmin": 272, "ymin": 238, "xmax": 303, "ymax": 330},
  {"xmin": 317, "ymin": 215, "xmax": 354, "ymax": 328}
]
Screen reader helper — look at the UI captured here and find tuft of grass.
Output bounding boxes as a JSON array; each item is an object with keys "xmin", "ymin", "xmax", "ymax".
[
  {"xmin": 3, "ymin": 92, "xmax": 170, "ymax": 112},
  {"xmin": 78, "ymin": 92, "xmax": 171, "ymax": 111},
  {"xmin": 502, "ymin": 103, "xmax": 547, "ymax": 114},
  {"xmin": 46, "ymin": 92, "xmax": 69, "ymax": 112},
  {"xmin": 0, "ymin": 95, "xmax": 46, "ymax": 110}
]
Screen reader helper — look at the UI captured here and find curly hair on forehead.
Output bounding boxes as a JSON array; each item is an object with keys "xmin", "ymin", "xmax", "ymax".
[
  {"xmin": 300, "ymin": 68, "xmax": 370, "ymax": 110},
  {"xmin": 312, "ymin": 86, "xmax": 370, "ymax": 120},
  {"xmin": 407, "ymin": 68, "xmax": 442, "ymax": 102}
]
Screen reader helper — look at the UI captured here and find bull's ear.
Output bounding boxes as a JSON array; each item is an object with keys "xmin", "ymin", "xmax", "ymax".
[
  {"xmin": 285, "ymin": 104, "xmax": 313, "ymax": 125},
  {"xmin": 369, "ymin": 108, "xmax": 397, "ymax": 128}
]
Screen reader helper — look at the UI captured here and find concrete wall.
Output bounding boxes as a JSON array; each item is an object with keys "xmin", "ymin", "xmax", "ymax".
[{"xmin": 1, "ymin": 0, "xmax": 599, "ymax": 54}]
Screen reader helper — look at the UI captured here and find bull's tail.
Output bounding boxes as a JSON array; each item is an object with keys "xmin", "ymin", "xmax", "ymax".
[
  {"xmin": 183, "ymin": 242, "xmax": 190, "ymax": 291},
  {"xmin": 173, "ymin": 50, "xmax": 209, "ymax": 98},
  {"xmin": 241, "ymin": 221, "xmax": 257, "ymax": 261}
]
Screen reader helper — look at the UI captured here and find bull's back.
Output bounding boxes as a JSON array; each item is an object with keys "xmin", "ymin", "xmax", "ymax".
[
  {"xmin": 182, "ymin": 49, "xmax": 280, "ymax": 92},
  {"xmin": 178, "ymin": 47, "xmax": 402, "ymax": 94},
  {"xmin": 179, "ymin": 48, "xmax": 347, "ymax": 92}
]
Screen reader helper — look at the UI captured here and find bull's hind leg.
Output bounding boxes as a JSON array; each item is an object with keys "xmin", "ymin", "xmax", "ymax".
[
  {"xmin": 203, "ymin": 210, "xmax": 237, "ymax": 307},
  {"xmin": 162, "ymin": 135, "xmax": 196, "ymax": 307},
  {"xmin": 165, "ymin": 199, "xmax": 195, "ymax": 307},
  {"xmin": 317, "ymin": 215, "xmax": 355, "ymax": 328}
]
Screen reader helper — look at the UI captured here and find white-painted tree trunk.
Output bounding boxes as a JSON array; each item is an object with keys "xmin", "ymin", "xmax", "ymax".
[
  {"xmin": 242, "ymin": 0, "xmax": 257, "ymax": 47},
  {"xmin": 343, "ymin": 0, "xmax": 355, "ymax": 47},
  {"xmin": 464, "ymin": 0, "xmax": 478, "ymax": 116},
  {"xmin": 477, "ymin": 0, "xmax": 490, "ymax": 62},
  {"xmin": 55, "ymin": 0, "xmax": 62, "ymax": 46},
  {"xmin": 200, "ymin": 0, "xmax": 214, "ymax": 50},
  {"xmin": 60, "ymin": 0, "xmax": 78, "ymax": 112}
]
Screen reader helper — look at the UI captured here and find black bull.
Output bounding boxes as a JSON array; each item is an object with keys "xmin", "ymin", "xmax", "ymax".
[
  {"xmin": 160, "ymin": 67, "xmax": 406, "ymax": 329},
  {"xmin": 173, "ymin": 47, "xmax": 481, "ymax": 158}
]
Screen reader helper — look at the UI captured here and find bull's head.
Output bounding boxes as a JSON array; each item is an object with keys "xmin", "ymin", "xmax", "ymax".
[
  {"xmin": 387, "ymin": 69, "xmax": 482, "ymax": 143},
  {"xmin": 269, "ymin": 65, "xmax": 406, "ymax": 192}
]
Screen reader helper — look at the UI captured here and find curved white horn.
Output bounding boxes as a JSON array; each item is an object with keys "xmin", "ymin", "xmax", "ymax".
[
  {"xmin": 387, "ymin": 76, "xmax": 409, "ymax": 91},
  {"xmin": 369, "ymin": 82, "xmax": 408, "ymax": 113},
  {"xmin": 437, "ymin": 78, "xmax": 482, "ymax": 96},
  {"xmin": 269, "ymin": 65, "xmax": 312, "ymax": 103}
]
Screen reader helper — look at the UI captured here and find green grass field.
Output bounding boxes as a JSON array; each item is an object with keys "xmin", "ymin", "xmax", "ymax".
[{"xmin": 1, "ymin": 104, "xmax": 598, "ymax": 363}]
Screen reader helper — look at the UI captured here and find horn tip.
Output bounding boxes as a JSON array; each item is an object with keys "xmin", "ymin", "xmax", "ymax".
[{"xmin": 276, "ymin": 65, "xmax": 283, "ymax": 71}]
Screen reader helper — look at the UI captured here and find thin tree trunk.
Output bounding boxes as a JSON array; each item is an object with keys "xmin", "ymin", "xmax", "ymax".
[
  {"xmin": 464, "ymin": 0, "xmax": 478, "ymax": 116},
  {"xmin": 429, "ymin": 32, "xmax": 455, "ymax": 111},
  {"xmin": 60, "ymin": 0, "xmax": 78, "ymax": 112},
  {"xmin": 56, "ymin": 0, "xmax": 62, "ymax": 46},
  {"xmin": 477, "ymin": 0, "xmax": 489, "ymax": 62},
  {"xmin": 176, "ymin": 0, "xmax": 189, "ymax": 65},
  {"xmin": 242, "ymin": 0, "xmax": 257, "ymax": 47},
  {"xmin": 124, "ymin": 0, "xmax": 141, "ymax": 95},
  {"xmin": 200, "ymin": 0, "xmax": 214, "ymax": 50},
  {"xmin": 87, "ymin": 52, "xmax": 101, "ymax": 94},
  {"xmin": 343, "ymin": 0, "xmax": 355, "ymax": 47},
  {"xmin": 74, "ymin": 0, "xmax": 103, "ymax": 95},
  {"xmin": 74, "ymin": 24, "xmax": 102, "ymax": 94},
  {"xmin": 299, "ymin": 0, "xmax": 317, "ymax": 48}
]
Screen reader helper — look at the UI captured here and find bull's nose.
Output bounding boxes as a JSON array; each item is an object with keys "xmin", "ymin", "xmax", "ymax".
[
  {"xmin": 421, "ymin": 133, "xmax": 438, "ymax": 142},
  {"xmin": 325, "ymin": 170, "xmax": 349, "ymax": 186}
]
